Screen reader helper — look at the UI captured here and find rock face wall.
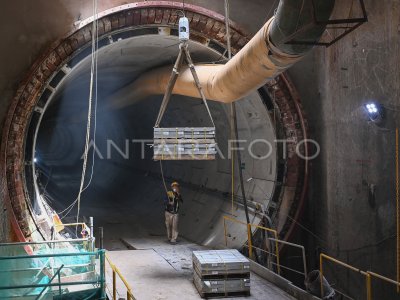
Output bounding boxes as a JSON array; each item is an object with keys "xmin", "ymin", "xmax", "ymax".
[{"xmin": 288, "ymin": 0, "xmax": 400, "ymax": 298}]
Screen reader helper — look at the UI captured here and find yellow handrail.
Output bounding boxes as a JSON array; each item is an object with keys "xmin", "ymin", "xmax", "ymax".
[
  {"xmin": 320, "ymin": 253, "xmax": 400, "ymax": 300},
  {"xmin": 105, "ymin": 253, "xmax": 135, "ymax": 300},
  {"xmin": 54, "ymin": 222, "xmax": 91, "ymax": 239},
  {"xmin": 367, "ymin": 271, "xmax": 400, "ymax": 288},
  {"xmin": 54, "ymin": 222, "xmax": 89, "ymax": 230},
  {"xmin": 222, "ymin": 216, "xmax": 400, "ymax": 299},
  {"xmin": 250, "ymin": 223, "xmax": 280, "ymax": 274},
  {"xmin": 222, "ymin": 215, "xmax": 281, "ymax": 274},
  {"xmin": 320, "ymin": 253, "xmax": 369, "ymax": 300}
]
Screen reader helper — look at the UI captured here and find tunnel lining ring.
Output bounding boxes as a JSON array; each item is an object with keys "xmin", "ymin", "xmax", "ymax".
[{"xmin": 0, "ymin": 1, "xmax": 308, "ymax": 244}]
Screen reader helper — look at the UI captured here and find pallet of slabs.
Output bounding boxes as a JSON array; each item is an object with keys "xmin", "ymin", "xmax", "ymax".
[
  {"xmin": 192, "ymin": 249, "xmax": 250, "ymax": 298},
  {"xmin": 153, "ymin": 127, "xmax": 217, "ymax": 160}
]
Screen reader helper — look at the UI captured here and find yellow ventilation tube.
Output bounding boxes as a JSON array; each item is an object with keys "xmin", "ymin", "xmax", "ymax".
[{"xmin": 110, "ymin": 18, "xmax": 302, "ymax": 108}]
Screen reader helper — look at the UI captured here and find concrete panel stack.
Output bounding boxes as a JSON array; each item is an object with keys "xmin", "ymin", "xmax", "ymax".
[
  {"xmin": 192, "ymin": 249, "xmax": 251, "ymax": 298},
  {"xmin": 153, "ymin": 127, "xmax": 217, "ymax": 160}
]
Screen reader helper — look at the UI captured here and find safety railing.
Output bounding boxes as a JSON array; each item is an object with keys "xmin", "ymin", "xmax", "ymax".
[
  {"xmin": 105, "ymin": 253, "xmax": 135, "ymax": 300},
  {"xmin": 0, "ymin": 242, "xmax": 106, "ymax": 299},
  {"xmin": 223, "ymin": 215, "xmax": 307, "ymax": 279},
  {"xmin": 54, "ymin": 221, "xmax": 95, "ymax": 252},
  {"xmin": 320, "ymin": 253, "xmax": 400, "ymax": 300},
  {"xmin": 36, "ymin": 264, "xmax": 64, "ymax": 299},
  {"xmin": 222, "ymin": 215, "xmax": 400, "ymax": 298},
  {"xmin": 54, "ymin": 222, "xmax": 90, "ymax": 230},
  {"xmin": 270, "ymin": 238, "xmax": 307, "ymax": 279},
  {"xmin": 54, "ymin": 222, "xmax": 91, "ymax": 239}
]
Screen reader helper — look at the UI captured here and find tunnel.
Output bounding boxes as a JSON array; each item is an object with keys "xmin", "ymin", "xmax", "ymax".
[
  {"xmin": 34, "ymin": 32, "xmax": 280, "ymax": 249},
  {"xmin": 2, "ymin": 1, "xmax": 400, "ymax": 299},
  {"xmin": 2, "ymin": 3, "xmax": 307, "ymax": 250}
]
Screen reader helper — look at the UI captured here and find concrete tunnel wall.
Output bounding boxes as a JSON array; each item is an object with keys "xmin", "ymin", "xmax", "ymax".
[
  {"xmin": 286, "ymin": 0, "xmax": 400, "ymax": 298},
  {"xmin": 33, "ymin": 34, "xmax": 278, "ymax": 249},
  {"xmin": 3, "ymin": 0, "xmax": 399, "ymax": 298},
  {"xmin": 0, "ymin": 2, "xmax": 309, "ymax": 252}
]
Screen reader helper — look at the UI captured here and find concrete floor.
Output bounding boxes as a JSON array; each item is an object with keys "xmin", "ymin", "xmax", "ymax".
[{"xmin": 106, "ymin": 236, "xmax": 295, "ymax": 300}]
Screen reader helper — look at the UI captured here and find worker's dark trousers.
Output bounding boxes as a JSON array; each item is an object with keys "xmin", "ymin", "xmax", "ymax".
[{"xmin": 165, "ymin": 211, "xmax": 179, "ymax": 242}]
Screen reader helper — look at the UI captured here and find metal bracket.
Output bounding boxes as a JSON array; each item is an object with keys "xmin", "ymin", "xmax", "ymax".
[{"xmin": 285, "ymin": 0, "xmax": 368, "ymax": 47}]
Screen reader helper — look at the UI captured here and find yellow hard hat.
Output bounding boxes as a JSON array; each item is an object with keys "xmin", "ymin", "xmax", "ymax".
[{"xmin": 171, "ymin": 181, "xmax": 179, "ymax": 187}]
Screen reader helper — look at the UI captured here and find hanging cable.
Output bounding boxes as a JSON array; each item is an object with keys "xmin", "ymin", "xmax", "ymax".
[
  {"xmin": 224, "ymin": 0, "xmax": 232, "ymax": 61},
  {"xmin": 224, "ymin": 0, "xmax": 258, "ymax": 262},
  {"xmin": 83, "ymin": 5, "xmax": 99, "ymax": 191},
  {"xmin": 224, "ymin": 0, "xmax": 235, "ymax": 217},
  {"xmin": 58, "ymin": 0, "xmax": 99, "ymax": 221},
  {"xmin": 159, "ymin": 160, "xmax": 169, "ymax": 197},
  {"xmin": 74, "ymin": 0, "xmax": 98, "ymax": 227},
  {"xmin": 224, "ymin": 0, "xmax": 250, "ymax": 223}
]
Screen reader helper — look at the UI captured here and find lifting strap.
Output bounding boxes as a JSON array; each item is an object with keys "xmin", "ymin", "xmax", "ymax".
[{"xmin": 154, "ymin": 42, "xmax": 215, "ymax": 128}]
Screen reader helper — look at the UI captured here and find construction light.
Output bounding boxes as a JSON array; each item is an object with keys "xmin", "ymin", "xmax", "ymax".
[
  {"xmin": 366, "ymin": 103, "xmax": 377, "ymax": 113},
  {"xmin": 364, "ymin": 102, "xmax": 383, "ymax": 122}
]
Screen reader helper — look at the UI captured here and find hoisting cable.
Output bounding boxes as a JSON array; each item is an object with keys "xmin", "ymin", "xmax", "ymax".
[
  {"xmin": 154, "ymin": 48, "xmax": 185, "ymax": 128},
  {"xmin": 154, "ymin": 44, "xmax": 215, "ymax": 128},
  {"xmin": 156, "ymin": 10, "xmax": 216, "ymax": 198},
  {"xmin": 224, "ymin": 0, "xmax": 259, "ymax": 263},
  {"xmin": 224, "ymin": 0, "xmax": 235, "ymax": 218}
]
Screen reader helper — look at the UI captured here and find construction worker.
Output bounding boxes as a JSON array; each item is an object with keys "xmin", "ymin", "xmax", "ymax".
[{"xmin": 164, "ymin": 181, "xmax": 183, "ymax": 244}]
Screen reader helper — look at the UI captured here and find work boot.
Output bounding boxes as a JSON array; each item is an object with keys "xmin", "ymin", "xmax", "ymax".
[{"xmin": 170, "ymin": 240, "xmax": 177, "ymax": 245}]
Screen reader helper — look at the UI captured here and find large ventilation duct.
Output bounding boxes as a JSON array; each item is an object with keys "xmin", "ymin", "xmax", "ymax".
[{"xmin": 111, "ymin": 0, "xmax": 335, "ymax": 108}]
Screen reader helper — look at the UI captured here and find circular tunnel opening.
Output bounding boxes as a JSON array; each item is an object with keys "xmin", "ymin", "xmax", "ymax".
[
  {"xmin": 32, "ymin": 29, "xmax": 278, "ymax": 249},
  {"xmin": 3, "ymin": 4, "xmax": 307, "ymax": 255}
]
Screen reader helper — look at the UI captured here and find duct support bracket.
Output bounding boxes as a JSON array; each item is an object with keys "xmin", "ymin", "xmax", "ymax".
[{"xmin": 284, "ymin": 0, "xmax": 368, "ymax": 47}]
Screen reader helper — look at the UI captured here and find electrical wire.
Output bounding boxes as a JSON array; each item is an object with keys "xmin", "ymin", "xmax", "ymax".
[
  {"xmin": 83, "ymin": 0, "xmax": 99, "ymax": 188},
  {"xmin": 58, "ymin": 2, "xmax": 100, "ymax": 221},
  {"xmin": 223, "ymin": 0, "xmax": 258, "ymax": 262},
  {"xmin": 57, "ymin": 0, "xmax": 100, "ymax": 221},
  {"xmin": 83, "ymin": 5, "xmax": 99, "ymax": 191},
  {"xmin": 225, "ymin": 0, "xmax": 235, "ymax": 217}
]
